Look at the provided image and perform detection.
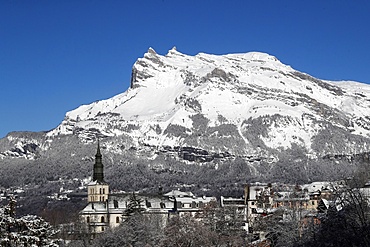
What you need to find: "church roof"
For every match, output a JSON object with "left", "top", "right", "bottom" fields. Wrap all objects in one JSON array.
[
  {"left": 163, "top": 190, "right": 194, "bottom": 198},
  {"left": 87, "top": 180, "right": 108, "bottom": 186}
]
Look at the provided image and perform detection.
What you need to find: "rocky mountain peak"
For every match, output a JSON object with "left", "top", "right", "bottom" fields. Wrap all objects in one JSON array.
[
  {"left": 43, "top": 49, "right": 370, "bottom": 153},
  {"left": 0, "top": 48, "right": 370, "bottom": 186},
  {"left": 2, "top": 48, "right": 370, "bottom": 185}
]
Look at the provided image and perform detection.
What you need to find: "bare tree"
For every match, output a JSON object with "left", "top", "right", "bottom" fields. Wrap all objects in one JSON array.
[{"left": 294, "top": 178, "right": 370, "bottom": 247}]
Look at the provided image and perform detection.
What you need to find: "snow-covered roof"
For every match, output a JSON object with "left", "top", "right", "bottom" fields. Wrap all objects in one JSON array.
[
  {"left": 87, "top": 180, "right": 108, "bottom": 186},
  {"left": 80, "top": 202, "right": 108, "bottom": 213},
  {"left": 163, "top": 190, "right": 194, "bottom": 198},
  {"left": 176, "top": 196, "right": 215, "bottom": 204},
  {"left": 302, "top": 182, "right": 331, "bottom": 193}
]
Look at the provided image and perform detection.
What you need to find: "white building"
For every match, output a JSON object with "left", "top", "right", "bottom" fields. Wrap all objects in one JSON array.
[{"left": 79, "top": 142, "right": 216, "bottom": 235}]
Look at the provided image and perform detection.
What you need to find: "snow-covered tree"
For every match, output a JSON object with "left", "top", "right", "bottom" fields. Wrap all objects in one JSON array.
[
  {"left": 0, "top": 197, "right": 59, "bottom": 246},
  {"left": 123, "top": 192, "right": 145, "bottom": 217},
  {"left": 87, "top": 213, "right": 163, "bottom": 247}
]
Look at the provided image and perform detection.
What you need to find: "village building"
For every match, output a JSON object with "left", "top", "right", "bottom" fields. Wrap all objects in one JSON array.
[
  {"left": 79, "top": 142, "right": 216, "bottom": 235},
  {"left": 78, "top": 142, "right": 350, "bottom": 242},
  {"left": 220, "top": 183, "right": 276, "bottom": 234},
  {"left": 219, "top": 181, "right": 337, "bottom": 240}
]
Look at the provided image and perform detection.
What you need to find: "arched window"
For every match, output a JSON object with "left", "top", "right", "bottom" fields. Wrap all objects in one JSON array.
[
  {"left": 86, "top": 216, "right": 90, "bottom": 223},
  {"left": 100, "top": 188, "right": 102, "bottom": 194},
  {"left": 103, "top": 188, "right": 105, "bottom": 194},
  {"left": 116, "top": 216, "right": 120, "bottom": 223},
  {"left": 101, "top": 216, "right": 105, "bottom": 223}
]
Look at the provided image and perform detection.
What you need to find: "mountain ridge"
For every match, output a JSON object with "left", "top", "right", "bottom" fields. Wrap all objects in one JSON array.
[
  {"left": 47, "top": 48, "right": 370, "bottom": 154},
  {"left": 1, "top": 48, "right": 370, "bottom": 189}
]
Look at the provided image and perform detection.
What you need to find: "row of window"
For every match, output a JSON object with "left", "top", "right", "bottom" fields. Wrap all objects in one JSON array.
[
  {"left": 112, "top": 200, "right": 205, "bottom": 209},
  {"left": 176, "top": 201, "right": 204, "bottom": 208},
  {"left": 90, "top": 196, "right": 105, "bottom": 202},
  {"left": 86, "top": 216, "right": 120, "bottom": 224},
  {"left": 89, "top": 188, "right": 107, "bottom": 195}
]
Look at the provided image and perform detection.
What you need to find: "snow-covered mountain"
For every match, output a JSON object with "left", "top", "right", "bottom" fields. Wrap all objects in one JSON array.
[
  {"left": 1, "top": 48, "right": 370, "bottom": 187},
  {"left": 48, "top": 47, "right": 370, "bottom": 156}
]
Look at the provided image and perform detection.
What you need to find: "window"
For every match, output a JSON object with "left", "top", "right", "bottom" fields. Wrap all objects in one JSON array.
[
  {"left": 100, "top": 188, "right": 102, "bottom": 194},
  {"left": 103, "top": 188, "right": 105, "bottom": 194},
  {"left": 86, "top": 216, "right": 90, "bottom": 223},
  {"left": 116, "top": 217, "right": 120, "bottom": 223},
  {"left": 101, "top": 216, "right": 105, "bottom": 223},
  {"left": 101, "top": 226, "right": 105, "bottom": 232}
]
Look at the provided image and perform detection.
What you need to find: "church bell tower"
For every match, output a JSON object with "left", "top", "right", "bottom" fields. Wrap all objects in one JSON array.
[{"left": 87, "top": 140, "right": 109, "bottom": 202}]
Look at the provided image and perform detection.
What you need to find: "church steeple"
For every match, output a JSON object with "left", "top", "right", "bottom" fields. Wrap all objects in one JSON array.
[
  {"left": 88, "top": 140, "right": 109, "bottom": 203},
  {"left": 93, "top": 140, "right": 104, "bottom": 183}
]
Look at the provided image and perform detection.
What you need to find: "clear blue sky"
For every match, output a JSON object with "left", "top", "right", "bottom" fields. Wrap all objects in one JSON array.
[{"left": 1, "top": 0, "right": 370, "bottom": 138}]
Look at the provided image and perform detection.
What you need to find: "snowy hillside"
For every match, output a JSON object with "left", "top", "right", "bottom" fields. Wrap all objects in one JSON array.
[{"left": 46, "top": 47, "right": 370, "bottom": 157}]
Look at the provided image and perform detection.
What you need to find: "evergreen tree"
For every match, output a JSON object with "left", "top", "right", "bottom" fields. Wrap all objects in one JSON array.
[
  {"left": 123, "top": 192, "right": 145, "bottom": 217},
  {"left": 0, "top": 197, "right": 59, "bottom": 246}
]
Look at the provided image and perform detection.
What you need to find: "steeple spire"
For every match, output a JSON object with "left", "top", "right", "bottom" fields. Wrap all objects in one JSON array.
[{"left": 93, "top": 140, "right": 104, "bottom": 183}]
